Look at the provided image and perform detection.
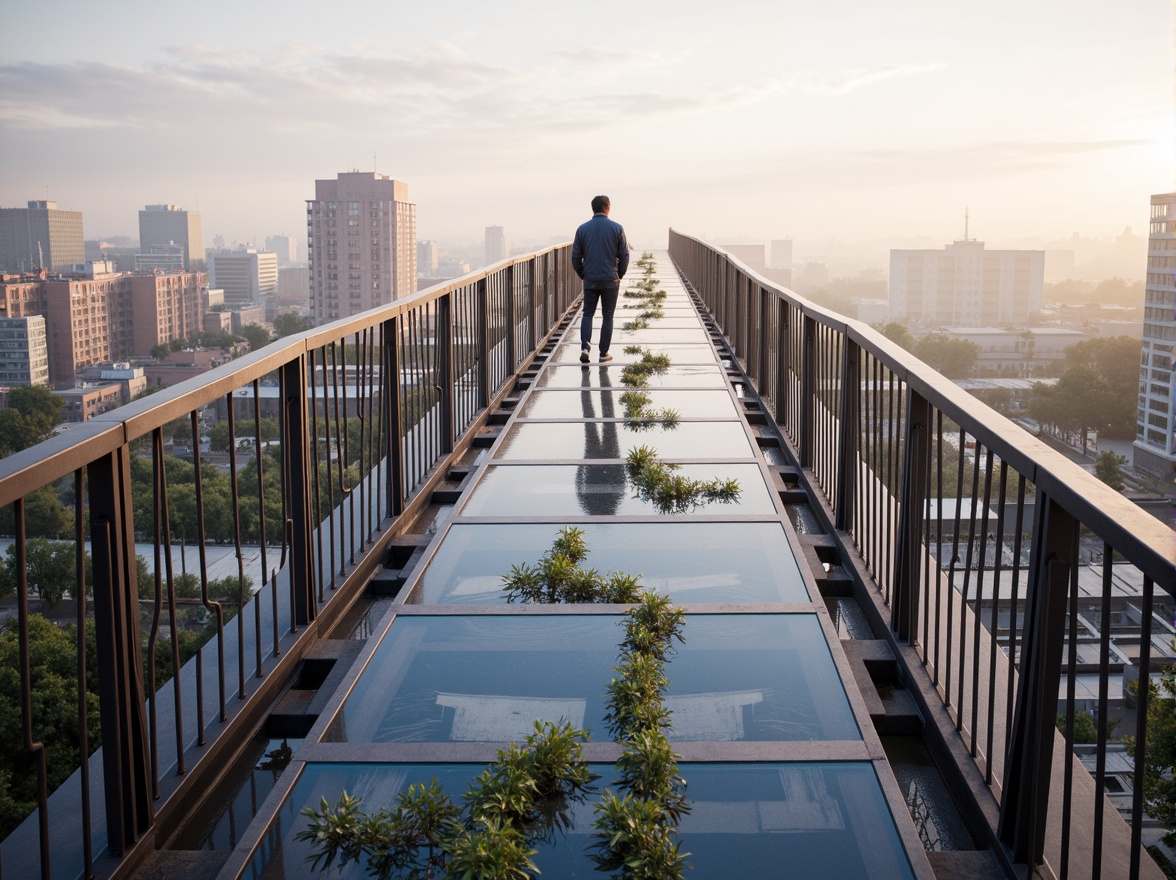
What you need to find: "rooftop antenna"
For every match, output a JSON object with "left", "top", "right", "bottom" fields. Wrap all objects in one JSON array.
[{"left": 964, "top": 207, "right": 970, "bottom": 242}]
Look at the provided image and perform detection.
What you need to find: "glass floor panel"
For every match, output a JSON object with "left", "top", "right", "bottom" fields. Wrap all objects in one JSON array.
[
  {"left": 518, "top": 389, "right": 740, "bottom": 419},
  {"left": 459, "top": 463, "right": 775, "bottom": 517},
  {"left": 535, "top": 364, "right": 729, "bottom": 389},
  {"left": 550, "top": 343, "right": 718, "bottom": 364},
  {"left": 409, "top": 521, "right": 809, "bottom": 604},
  {"left": 325, "top": 614, "right": 859, "bottom": 743},
  {"left": 494, "top": 420, "right": 754, "bottom": 461},
  {"left": 613, "top": 316, "right": 703, "bottom": 329},
  {"left": 243, "top": 762, "right": 912, "bottom": 880}
]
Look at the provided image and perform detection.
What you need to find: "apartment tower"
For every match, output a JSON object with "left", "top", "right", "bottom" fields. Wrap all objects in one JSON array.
[
  {"left": 484, "top": 225, "right": 508, "bottom": 265},
  {"left": 307, "top": 172, "right": 417, "bottom": 324},
  {"left": 1134, "top": 191, "right": 1176, "bottom": 476}
]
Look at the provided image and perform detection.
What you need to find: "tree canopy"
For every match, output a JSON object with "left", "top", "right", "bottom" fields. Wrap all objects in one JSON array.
[
  {"left": 913, "top": 333, "right": 980, "bottom": 378},
  {"left": 273, "top": 313, "right": 314, "bottom": 338},
  {"left": 240, "top": 324, "right": 274, "bottom": 353},
  {"left": 0, "top": 386, "right": 63, "bottom": 456},
  {"left": 1031, "top": 336, "right": 1140, "bottom": 442}
]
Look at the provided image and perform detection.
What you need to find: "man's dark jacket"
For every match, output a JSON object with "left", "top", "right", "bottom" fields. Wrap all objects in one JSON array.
[{"left": 572, "top": 213, "right": 629, "bottom": 289}]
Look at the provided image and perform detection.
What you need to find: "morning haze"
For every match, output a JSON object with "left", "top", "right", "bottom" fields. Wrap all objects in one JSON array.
[{"left": 0, "top": 0, "right": 1171, "bottom": 250}]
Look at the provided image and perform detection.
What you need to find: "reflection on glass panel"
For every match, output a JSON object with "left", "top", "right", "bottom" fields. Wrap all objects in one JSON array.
[
  {"left": 460, "top": 464, "right": 775, "bottom": 517},
  {"left": 520, "top": 389, "right": 738, "bottom": 420},
  {"left": 325, "top": 615, "right": 859, "bottom": 744},
  {"left": 243, "top": 762, "right": 912, "bottom": 880},
  {"left": 412, "top": 522, "right": 808, "bottom": 604},
  {"left": 550, "top": 343, "right": 718, "bottom": 365},
  {"left": 495, "top": 421, "right": 754, "bottom": 461},
  {"left": 536, "top": 365, "right": 728, "bottom": 389}
]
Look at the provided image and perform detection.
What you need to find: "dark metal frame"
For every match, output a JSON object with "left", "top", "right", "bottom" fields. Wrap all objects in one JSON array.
[
  {"left": 671, "top": 229, "right": 1176, "bottom": 880},
  {"left": 0, "top": 245, "right": 576, "bottom": 880}
]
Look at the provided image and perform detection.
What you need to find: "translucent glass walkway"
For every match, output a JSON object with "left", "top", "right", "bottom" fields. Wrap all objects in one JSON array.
[{"left": 228, "top": 252, "right": 932, "bottom": 879}]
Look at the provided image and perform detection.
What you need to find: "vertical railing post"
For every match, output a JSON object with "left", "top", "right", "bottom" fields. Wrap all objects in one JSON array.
[
  {"left": 438, "top": 292, "right": 455, "bottom": 454},
  {"left": 776, "top": 300, "right": 789, "bottom": 432},
  {"left": 799, "top": 315, "right": 817, "bottom": 468},
  {"left": 88, "top": 447, "right": 153, "bottom": 855},
  {"left": 756, "top": 286, "right": 768, "bottom": 390},
  {"left": 280, "top": 355, "right": 316, "bottom": 626},
  {"left": 505, "top": 264, "right": 517, "bottom": 373},
  {"left": 527, "top": 258, "right": 538, "bottom": 355},
  {"left": 477, "top": 278, "right": 490, "bottom": 410},
  {"left": 891, "top": 387, "right": 930, "bottom": 640},
  {"left": 835, "top": 338, "right": 861, "bottom": 532},
  {"left": 383, "top": 315, "right": 404, "bottom": 517},
  {"left": 999, "top": 495, "right": 1078, "bottom": 867}
]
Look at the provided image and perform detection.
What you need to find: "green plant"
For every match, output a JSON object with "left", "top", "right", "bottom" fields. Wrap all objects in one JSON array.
[
  {"left": 502, "top": 526, "right": 643, "bottom": 604},
  {"left": 299, "top": 720, "right": 592, "bottom": 878},
  {"left": 621, "top": 351, "right": 672, "bottom": 389},
  {"left": 625, "top": 447, "right": 741, "bottom": 514},
  {"left": 618, "top": 391, "right": 678, "bottom": 430}
]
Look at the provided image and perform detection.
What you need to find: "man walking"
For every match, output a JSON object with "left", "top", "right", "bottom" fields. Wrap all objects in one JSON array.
[{"left": 572, "top": 195, "right": 629, "bottom": 364}]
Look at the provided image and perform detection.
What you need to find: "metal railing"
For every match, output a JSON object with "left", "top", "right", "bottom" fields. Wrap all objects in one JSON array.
[
  {"left": 671, "top": 229, "right": 1176, "bottom": 880},
  {"left": 0, "top": 244, "right": 576, "bottom": 879}
]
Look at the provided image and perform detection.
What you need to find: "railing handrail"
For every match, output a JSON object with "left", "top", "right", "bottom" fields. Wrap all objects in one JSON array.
[
  {"left": 669, "top": 228, "right": 1175, "bottom": 588},
  {"left": 0, "top": 243, "right": 572, "bottom": 508}
]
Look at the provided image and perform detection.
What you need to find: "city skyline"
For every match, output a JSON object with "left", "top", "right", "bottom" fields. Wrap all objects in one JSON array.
[{"left": 0, "top": 0, "right": 1172, "bottom": 250}]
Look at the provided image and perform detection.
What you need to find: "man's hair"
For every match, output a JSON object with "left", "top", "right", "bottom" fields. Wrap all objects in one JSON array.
[{"left": 591, "top": 195, "right": 610, "bottom": 214}]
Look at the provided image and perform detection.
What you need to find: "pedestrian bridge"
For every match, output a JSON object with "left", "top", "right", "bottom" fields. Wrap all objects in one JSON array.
[{"left": 0, "top": 235, "right": 1172, "bottom": 879}]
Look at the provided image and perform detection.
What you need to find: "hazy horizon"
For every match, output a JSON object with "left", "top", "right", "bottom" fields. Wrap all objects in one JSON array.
[{"left": 1, "top": 0, "right": 1172, "bottom": 251}]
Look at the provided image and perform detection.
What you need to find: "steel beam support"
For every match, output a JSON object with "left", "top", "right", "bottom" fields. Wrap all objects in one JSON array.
[
  {"left": 999, "top": 494, "right": 1079, "bottom": 867},
  {"left": 799, "top": 315, "right": 817, "bottom": 468},
  {"left": 477, "top": 278, "right": 491, "bottom": 411},
  {"left": 438, "top": 293, "right": 455, "bottom": 454},
  {"left": 892, "top": 389, "right": 931, "bottom": 640},
  {"left": 835, "top": 339, "right": 862, "bottom": 533},
  {"left": 383, "top": 315, "right": 404, "bottom": 517},
  {"left": 280, "top": 356, "right": 315, "bottom": 627},
  {"left": 88, "top": 447, "right": 153, "bottom": 855}
]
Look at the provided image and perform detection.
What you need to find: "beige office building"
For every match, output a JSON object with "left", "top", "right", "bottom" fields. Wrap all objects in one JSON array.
[
  {"left": 0, "top": 200, "right": 85, "bottom": 273},
  {"left": 307, "top": 172, "right": 417, "bottom": 324},
  {"left": 139, "top": 204, "right": 204, "bottom": 271}
]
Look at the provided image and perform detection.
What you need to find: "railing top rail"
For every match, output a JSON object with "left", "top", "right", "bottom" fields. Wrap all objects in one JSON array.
[
  {"left": 670, "top": 229, "right": 1176, "bottom": 587},
  {"left": 0, "top": 242, "right": 572, "bottom": 503}
]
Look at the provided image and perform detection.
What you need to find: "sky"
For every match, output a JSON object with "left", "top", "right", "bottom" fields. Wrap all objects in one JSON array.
[{"left": 0, "top": 0, "right": 1172, "bottom": 251}]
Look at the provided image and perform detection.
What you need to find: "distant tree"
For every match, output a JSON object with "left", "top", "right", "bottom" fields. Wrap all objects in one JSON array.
[
  {"left": 240, "top": 324, "right": 274, "bottom": 353},
  {"left": 1095, "top": 451, "right": 1127, "bottom": 491},
  {"left": 875, "top": 321, "right": 914, "bottom": 352},
  {"left": 0, "top": 484, "right": 72, "bottom": 540},
  {"left": 0, "top": 386, "right": 63, "bottom": 456},
  {"left": 914, "top": 333, "right": 980, "bottom": 378},
  {"left": 151, "top": 343, "right": 172, "bottom": 360},
  {"left": 0, "top": 615, "right": 102, "bottom": 839},
  {"left": 206, "top": 417, "right": 280, "bottom": 453},
  {"left": 6, "top": 539, "right": 78, "bottom": 608},
  {"left": 972, "top": 387, "right": 1014, "bottom": 416},
  {"left": 273, "top": 313, "right": 314, "bottom": 338}
]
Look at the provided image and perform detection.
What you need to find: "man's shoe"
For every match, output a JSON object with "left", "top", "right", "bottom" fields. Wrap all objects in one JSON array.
[
  {"left": 600, "top": 352, "right": 613, "bottom": 363},
  {"left": 580, "top": 349, "right": 590, "bottom": 364}
]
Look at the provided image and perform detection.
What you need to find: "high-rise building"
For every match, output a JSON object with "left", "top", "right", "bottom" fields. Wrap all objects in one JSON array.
[
  {"left": 265, "top": 234, "right": 299, "bottom": 266},
  {"left": 207, "top": 248, "right": 278, "bottom": 309},
  {"left": 1134, "top": 191, "right": 1176, "bottom": 476},
  {"left": 485, "top": 225, "right": 507, "bottom": 265},
  {"left": 0, "top": 316, "right": 49, "bottom": 386},
  {"left": 139, "top": 204, "right": 204, "bottom": 271},
  {"left": 307, "top": 171, "right": 417, "bottom": 324},
  {"left": 417, "top": 240, "right": 438, "bottom": 275},
  {"left": 889, "top": 240, "right": 1044, "bottom": 327},
  {"left": 0, "top": 200, "right": 85, "bottom": 273}
]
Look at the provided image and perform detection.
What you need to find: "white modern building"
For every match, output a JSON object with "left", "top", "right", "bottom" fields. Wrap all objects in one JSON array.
[
  {"left": 307, "top": 171, "right": 417, "bottom": 324},
  {"left": 890, "top": 240, "right": 1044, "bottom": 328},
  {"left": 139, "top": 204, "right": 204, "bottom": 271},
  {"left": 0, "top": 315, "right": 49, "bottom": 386},
  {"left": 207, "top": 248, "right": 278, "bottom": 309},
  {"left": 1133, "top": 192, "right": 1176, "bottom": 477}
]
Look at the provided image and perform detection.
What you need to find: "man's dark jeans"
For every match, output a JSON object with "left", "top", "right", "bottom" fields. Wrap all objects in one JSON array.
[{"left": 580, "top": 283, "right": 620, "bottom": 354}]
